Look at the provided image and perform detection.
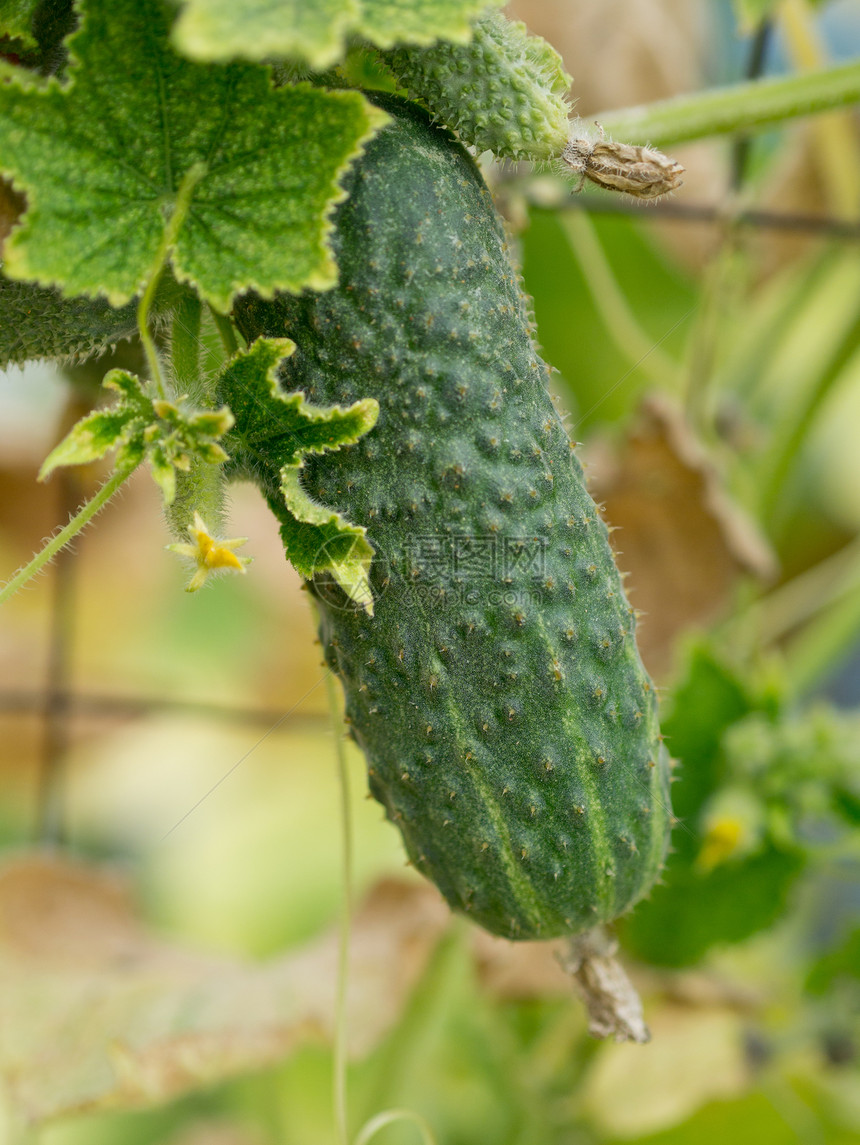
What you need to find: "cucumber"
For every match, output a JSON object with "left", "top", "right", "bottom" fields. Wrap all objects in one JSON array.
[
  {"left": 0, "top": 274, "right": 179, "bottom": 368},
  {"left": 233, "top": 95, "right": 670, "bottom": 941},
  {"left": 379, "top": 8, "right": 571, "bottom": 161}
]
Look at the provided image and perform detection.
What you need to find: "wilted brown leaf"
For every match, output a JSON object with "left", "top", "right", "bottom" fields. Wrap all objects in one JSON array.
[
  {"left": 472, "top": 930, "right": 572, "bottom": 999},
  {"left": 586, "top": 394, "right": 776, "bottom": 678},
  {"left": 0, "top": 855, "right": 450, "bottom": 1126}
]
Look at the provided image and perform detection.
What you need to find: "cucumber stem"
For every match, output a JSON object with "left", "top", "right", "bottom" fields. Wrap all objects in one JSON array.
[
  {"left": 137, "top": 162, "right": 208, "bottom": 399},
  {"left": 171, "top": 290, "right": 203, "bottom": 399},
  {"left": 210, "top": 305, "right": 240, "bottom": 357},
  {"left": 594, "top": 58, "right": 860, "bottom": 149}
]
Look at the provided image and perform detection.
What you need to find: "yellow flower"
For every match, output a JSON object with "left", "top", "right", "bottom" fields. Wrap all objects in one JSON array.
[
  {"left": 167, "top": 512, "right": 251, "bottom": 592},
  {"left": 696, "top": 817, "right": 745, "bottom": 874}
]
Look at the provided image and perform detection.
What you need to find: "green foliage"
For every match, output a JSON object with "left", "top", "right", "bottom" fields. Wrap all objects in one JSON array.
[
  {"left": 0, "top": 0, "right": 387, "bottom": 307},
  {"left": 806, "top": 927, "right": 860, "bottom": 995},
  {"left": 218, "top": 336, "right": 379, "bottom": 609},
  {"left": 381, "top": 8, "right": 571, "bottom": 160},
  {"left": 0, "top": 0, "right": 41, "bottom": 46},
  {"left": 621, "top": 645, "right": 860, "bottom": 967},
  {"left": 171, "top": 0, "right": 505, "bottom": 68},
  {"left": 40, "top": 367, "right": 233, "bottom": 504}
]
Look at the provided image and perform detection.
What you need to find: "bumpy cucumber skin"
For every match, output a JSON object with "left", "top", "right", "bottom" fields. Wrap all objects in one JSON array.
[
  {"left": 0, "top": 275, "right": 179, "bottom": 368},
  {"left": 381, "top": 9, "right": 571, "bottom": 161},
  {"left": 235, "top": 96, "right": 670, "bottom": 941},
  {"left": 0, "top": 279, "right": 138, "bottom": 367}
]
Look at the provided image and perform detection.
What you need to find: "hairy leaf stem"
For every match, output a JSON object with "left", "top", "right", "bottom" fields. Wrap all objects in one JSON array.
[
  {"left": 138, "top": 162, "right": 208, "bottom": 399},
  {"left": 210, "top": 305, "right": 240, "bottom": 358},
  {"left": 0, "top": 465, "right": 137, "bottom": 607}
]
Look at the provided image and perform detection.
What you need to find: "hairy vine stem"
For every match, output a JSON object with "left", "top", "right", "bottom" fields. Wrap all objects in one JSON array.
[
  {"left": 0, "top": 465, "right": 137, "bottom": 607},
  {"left": 324, "top": 662, "right": 354, "bottom": 1145}
]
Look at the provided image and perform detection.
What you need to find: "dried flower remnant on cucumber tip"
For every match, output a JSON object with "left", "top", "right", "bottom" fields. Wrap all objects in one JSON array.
[{"left": 561, "top": 123, "right": 684, "bottom": 200}]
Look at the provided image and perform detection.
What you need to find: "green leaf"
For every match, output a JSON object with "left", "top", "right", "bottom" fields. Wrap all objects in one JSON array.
[
  {"left": 0, "top": 0, "right": 41, "bottom": 46},
  {"left": 619, "top": 643, "right": 808, "bottom": 967},
  {"left": 620, "top": 845, "right": 805, "bottom": 968},
  {"left": 39, "top": 367, "right": 234, "bottom": 505},
  {"left": 218, "top": 336, "right": 379, "bottom": 611},
  {"left": 662, "top": 642, "right": 753, "bottom": 855},
  {"left": 806, "top": 927, "right": 860, "bottom": 995},
  {"left": 172, "top": 0, "right": 504, "bottom": 67},
  {"left": 37, "top": 407, "right": 139, "bottom": 475},
  {"left": 0, "top": 0, "right": 387, "bottom": 308}
]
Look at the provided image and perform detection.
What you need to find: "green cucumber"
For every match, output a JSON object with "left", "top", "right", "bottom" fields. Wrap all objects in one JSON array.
[
  {"left": 380, "top": 8, "right": 571, "bottom": 161},
  {"left": 233, "top": 95, "right": 670, "bottom": 941},
  {"left": 0, "top": 274, "right": 179, "bottom": 368}
]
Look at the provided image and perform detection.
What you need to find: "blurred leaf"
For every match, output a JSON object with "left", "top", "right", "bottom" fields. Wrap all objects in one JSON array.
[
  {"left": 620, "top": 644, "right": 807, "bottom": 966},
  {"left": 0, "top": 856, "right": 450, "bottom": 1125},
  {"left": 832, "top": 783, "right": 860, "bottom": 825},
  {"left": 521, "top": 210, "right": 694, "bottom": 431},
  {"left": 583, "top": 1004, "right": 748, "bottom": 1137},
  {"left": 171, "top": 0, "right": 505, "bottom": 67},
  {"left": 0, "top": 0, "right": 386, "bottom": 308},
  {"left": 218, "top": 336, "right": 379, "bottom": 610},
  {"left": 620, "top": 845, "right": 805, "bottom": 968},
  {"left": 0, "top": 0, "right": 40, "bottom": 46},
  {"left": 661, "top": 643, "right": 753, "bottom": 829},
  {"left": 603, "top": 1091, "right": 806, "bottom": 1145},
  {"left": 587, "top": 395, "right": 776, "bottom": 679},
  {"left": 806, "top": 927, "right": 860, "bottom": 995}
]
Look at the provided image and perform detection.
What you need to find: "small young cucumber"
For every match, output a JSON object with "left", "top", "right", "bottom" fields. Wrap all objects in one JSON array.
[
  {"left": 380, "top": 8, "right": 571, "bottom": 161},
  {"left": 234, "top": 95, "right": 671, "bottom": 941}
]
